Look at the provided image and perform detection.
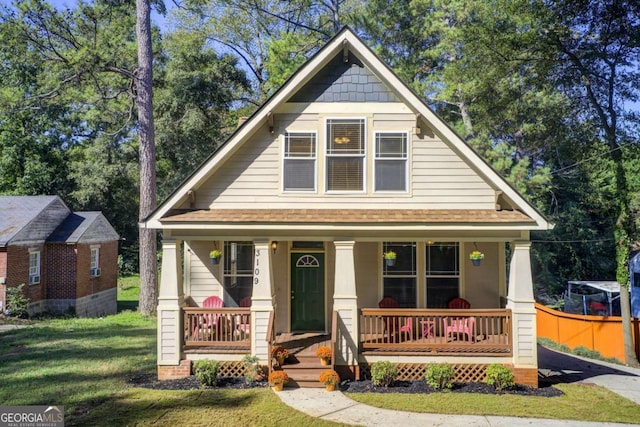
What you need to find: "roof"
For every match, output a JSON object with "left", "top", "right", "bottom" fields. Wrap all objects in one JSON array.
[
  {"left": 48, "top": 212, "right": 119, "bottom": 243},
  {"left": 143, "top": 27, "right": 553, "bottom": 231},
  {"left": 0, "top": 196, "right": 65, "bottom": 246},
  {"left": 567, "top": 281, "right": 620, "bottom": 294},
  {"left": 161, "top": 209, "right": 535, "bottom": 225}
]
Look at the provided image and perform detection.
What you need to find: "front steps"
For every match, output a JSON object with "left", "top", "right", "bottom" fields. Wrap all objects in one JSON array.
[{"left": 278, "top": 354, "right": 331, "bottom": 388}]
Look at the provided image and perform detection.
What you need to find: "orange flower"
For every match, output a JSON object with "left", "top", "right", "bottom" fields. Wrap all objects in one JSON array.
[
  {"left": 315, "top": 346, "right": 332, "bottom": 359},
  {"left": 319, "top": 369, "right": 340, "bottom": 386}
]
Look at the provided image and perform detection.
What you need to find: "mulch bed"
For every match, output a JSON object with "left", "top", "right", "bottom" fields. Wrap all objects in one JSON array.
[{"left": 129, "top": 373, "right": 563, "bottom": 397}]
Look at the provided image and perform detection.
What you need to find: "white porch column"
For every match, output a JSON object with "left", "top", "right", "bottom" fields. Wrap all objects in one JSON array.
[
  {"left": 157, "top": 237, "right": 184, "bottom": 366},
  {"left": 506, "top": 241, "right": 537, "bottom": 369},
  {"left": 333, "top": 241, "right": 358, "bottom": 366},
  {"left": 251, "top": 241, "right": 274, "bottom": 362}
]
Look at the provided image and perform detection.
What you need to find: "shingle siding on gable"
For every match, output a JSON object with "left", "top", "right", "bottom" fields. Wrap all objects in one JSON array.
[
  {"left": 289, "top": 52, "right": 399, "bottom": 103},
  {"left": 11, "top": 198, "right": 69, "bottom": 245}
]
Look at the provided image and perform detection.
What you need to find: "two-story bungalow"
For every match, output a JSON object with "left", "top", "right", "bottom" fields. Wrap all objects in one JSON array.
[{"left": 143, "top": 28, "right": 553, "bottom": 387}]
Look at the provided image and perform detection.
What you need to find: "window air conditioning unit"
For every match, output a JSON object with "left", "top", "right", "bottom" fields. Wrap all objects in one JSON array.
[
  {"left": 29, "top": 275, "right": 40, "bottom": 285},
  {"left": 91, "top": 268, "right": 101, "bottom": 277},
  {"left": 0, "top": 277, "right": 5, "bottom": 284}
]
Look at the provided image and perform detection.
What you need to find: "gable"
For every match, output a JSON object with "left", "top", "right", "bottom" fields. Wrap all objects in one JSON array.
[
  {"left": 289, "top": 52, "right": 399, "bottom": 103},
  {"left": 145, "top": 27, "right": 552, "bottom": 231},
  {"left": 0, "top": 196, "right": 70, "bottom": 246},
  {"left": 48, "top": 212, "right": 119, "bottom": 244}
]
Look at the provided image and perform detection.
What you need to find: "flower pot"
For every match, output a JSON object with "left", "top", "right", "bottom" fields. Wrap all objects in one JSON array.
[
  {"left": 276, "top": 355, "right": 285, "bottom": 366},
  {"left": 385, "top": 258, "right": 396, "bottom": 267},
  {"left": 320, "top": 357, "right": 330, "bottom": 366},
  {"left": 210, "top": 257, "right": 220, "bottom": 265},
  {"left": 272, "top": 383, "right": 284, "bottom": 392},
  {"left": 325, "top": 384, "right": 336, "bottom": 392},
  {"left": 471, "top": 259, "right": 481, "bottom": 266}
]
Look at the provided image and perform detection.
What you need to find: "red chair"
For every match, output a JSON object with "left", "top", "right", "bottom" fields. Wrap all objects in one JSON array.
[
  {"left": 443, "top": 316, "right": 475, "bottom": 342},
  {"left": 194, "top": 296, "right": 224, "bottom": 339},
  {"left": 448, "top": 297, "right": 471, "bottom": 309},
  {"left": 236, "top": 296, "right": 252, "bottom": 338},
  {"left": 378, "top": 297, "right": 413, "bottom": 338}
]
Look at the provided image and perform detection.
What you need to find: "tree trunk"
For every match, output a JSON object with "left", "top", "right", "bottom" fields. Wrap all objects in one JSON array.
[
  {"left": 136, "top": 0, "right": 158, "bottom": 316},
  {"left": 619, "top": 285, "right": 637, "bottom": 365}
]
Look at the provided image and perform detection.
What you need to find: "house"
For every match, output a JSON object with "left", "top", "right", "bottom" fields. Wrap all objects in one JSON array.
[
  {"left": 143, "top": 28, "right": 553, "bottom": 387},
  {"left": 0, "top": 195, "right": 119, "bottom": 317},
  {"left": 629, "top": 252, "right": 640, "bottom": 318}
]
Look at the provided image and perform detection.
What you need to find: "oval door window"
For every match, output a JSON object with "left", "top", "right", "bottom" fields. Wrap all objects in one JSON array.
[{"left": 296, "top": 255, "right": 319, "bottom": 268}]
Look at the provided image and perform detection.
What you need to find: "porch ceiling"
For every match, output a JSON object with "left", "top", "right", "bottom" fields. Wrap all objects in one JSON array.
[{"left": 160, "top": 208, "right": 535, "bottom": 226}]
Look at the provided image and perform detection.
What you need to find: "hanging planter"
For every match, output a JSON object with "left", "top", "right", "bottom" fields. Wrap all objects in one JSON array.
[
  {"left": 209, "top": 249, "right": 222, "bottom": 264},
  {"left": 469, "top": 250, "right": 484, "bottom": 267},
  {"left": 383, "top": 251, "right": 397, "bottom": 267}
]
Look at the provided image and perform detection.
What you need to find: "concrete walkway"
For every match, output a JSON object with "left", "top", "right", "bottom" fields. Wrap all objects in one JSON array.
[{"left": 277, "top": 346, "right": 640, "bottom": 426}]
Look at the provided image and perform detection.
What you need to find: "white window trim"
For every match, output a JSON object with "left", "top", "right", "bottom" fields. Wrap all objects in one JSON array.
[
  {"left": 374, "top": 131, "right": 409, "bottom": 193},
  {"left": 28, "top": 250, "right": 40, "bottom": 285},
  {"left": 90, "top": 246, "right": 101, "bottom": 277},
  {"left": 324, "top": 117, "right": 367, "bottom": 194},
  {"left": 282, "top": 130, "right": 318, "bottom": 193}
]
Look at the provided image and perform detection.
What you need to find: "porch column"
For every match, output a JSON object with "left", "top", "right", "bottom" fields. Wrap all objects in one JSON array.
[
  {"left": 251, "top": 241, "right": 274, "bottom": 362},
  {"left": 333, "top": 241, "right": 358, "bottom": 366},
  {"left": 157, "top": 237, "right": 184, "bottom": 367},
  {"left": 506, "top": 241, "right": 537, "bottom": 382}
]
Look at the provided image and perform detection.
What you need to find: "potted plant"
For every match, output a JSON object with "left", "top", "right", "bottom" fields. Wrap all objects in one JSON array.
[
  {"left": 319, "top": 369, "right": 340, "bottom": 391},
  {"left": 272, "top": 346, "right": 289, "bottom": 367},
  {"left": 315, "top": 346, "right": 332, "bottom": 365},
  {"left": 469, "top": 250, "right": 484, "bottom": 266},
  {"left": 209, "top": 249, "right": 222, "bottom": 264},
  {"left": 383, "top": 250, "right": 397, "bottom": 267},
  {"left": 268, "top": 370, "right": 289, "bottom": 392}
]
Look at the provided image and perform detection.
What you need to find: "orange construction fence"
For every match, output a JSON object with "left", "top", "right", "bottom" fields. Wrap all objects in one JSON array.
[{"left": 535, "top": 302, "right": 640, "bottom": 363}]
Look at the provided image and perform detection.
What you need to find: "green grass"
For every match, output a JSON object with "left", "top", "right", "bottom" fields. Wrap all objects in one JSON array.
[
  {"left": 117, "top": 274, "right": 140, "bottom": 312},
  {"left": 347, "top": 383, "right": 640, "bottom": 424},
  {"left": 538, "top": 337, "right": 623, "bottom": 364}
]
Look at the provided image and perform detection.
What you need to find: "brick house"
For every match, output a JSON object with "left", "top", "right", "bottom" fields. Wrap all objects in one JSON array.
[{"left": 0, "top": 195, "right": 119, "bottom": 317}]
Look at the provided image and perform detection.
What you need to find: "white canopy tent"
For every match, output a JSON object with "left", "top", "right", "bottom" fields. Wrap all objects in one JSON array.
[{"left": 564, "top": 281, "right": 621, "bottom": 316}]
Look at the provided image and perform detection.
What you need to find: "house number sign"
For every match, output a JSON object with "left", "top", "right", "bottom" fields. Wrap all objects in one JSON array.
[{"left": 254, "top": 249, "right": 262, "bottom": 285}]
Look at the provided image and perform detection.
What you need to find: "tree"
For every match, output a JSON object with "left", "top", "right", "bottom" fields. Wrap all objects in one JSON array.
[{"left": 136, "top": 0, "right": 158, "bottom": 316}]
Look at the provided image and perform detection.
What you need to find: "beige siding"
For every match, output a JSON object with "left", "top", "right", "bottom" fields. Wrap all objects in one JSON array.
[
  {"left": 464, "top": 242, "right": 501, "bottom": 308},
  {"left": 186, "top": 241, "right": 222, "bottom": 306},
  {"left": 187, "top": 104, "right": 496, "bottom": 210},
  {"left": 355, "top": 242, "right": 379, "bottom": 309}
]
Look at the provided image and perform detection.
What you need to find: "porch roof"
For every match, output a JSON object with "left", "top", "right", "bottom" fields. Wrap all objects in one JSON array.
[{"left": 160, "top": 208, "right": 535, "bottom": 225}]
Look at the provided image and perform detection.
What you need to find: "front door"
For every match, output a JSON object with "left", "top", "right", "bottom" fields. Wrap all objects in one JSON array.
[{"left": 291, "top": 253, "right": 325, "bottom": 331}]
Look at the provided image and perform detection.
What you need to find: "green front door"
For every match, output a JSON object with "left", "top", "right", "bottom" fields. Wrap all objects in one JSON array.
[{"left": 291, "top": 253, "right": 325, "bottom": 331}]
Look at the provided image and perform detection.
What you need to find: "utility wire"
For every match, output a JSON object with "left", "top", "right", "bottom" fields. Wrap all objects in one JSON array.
[
  {"left": 531, "top": 238, "right": 613, "bottom": 243},
  {"left": 551, "top": 141, "right": 635, "bottom": 175}
]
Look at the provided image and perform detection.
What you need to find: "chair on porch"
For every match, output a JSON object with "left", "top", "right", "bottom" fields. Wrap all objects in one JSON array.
[
  {"left": 194, "top": 296, "right": 225, "bottom": 340},
  {"left": 378, "top": 297, "right": 413, "bottom": 339},
  {"left": 235, "top": 296, "right": 251, "bottom": 338},
  {"left": 443, "top": 316, "right": 476, "bottom": 342},
  {"left": 448, "top": 297, "right": 471, "bottom": 309}
]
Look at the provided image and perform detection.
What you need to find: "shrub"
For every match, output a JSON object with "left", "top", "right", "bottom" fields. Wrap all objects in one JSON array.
[
  {"left": 268, "top": 370, "right": 288, "bottom": 386},
  {"left": 425, "top": 363, "right": 455, "bottom": 391},
  {"left": 319, "top": 369, "right": 340, "bottom": 385},
  {"left": 193, "top": 360, "right": 219, "bottom": 387},
  {"left": 5, "top": 284, "right": 29, "bottom": 318},
  {"left": 485, "top": 364, "right": 515, "bottom": 392},
  {"left": 370, "top": 361, "right": 397, "bottom": 387},
  {"left": 315, "top": 346, "right": 332, "bottom": 359},
  {"left": 242, "top": 354, "right": 262, "bottom": 384}
]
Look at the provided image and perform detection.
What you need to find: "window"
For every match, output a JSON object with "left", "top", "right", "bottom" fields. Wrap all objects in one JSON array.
[
  {"left": 284, "top": 132, "right": 316, "bottom": 191},
  {"left": 29, "top": 251, "right": 40, "bottom": 285},
  {"left": 375, "top": 132, "right": 408, "bottom": 192},
  {"left": 382, "top": 242, "right": 416, "bottom": 308},
  {"left": 425, "top": 242, "right": 459, "bottom": 308},
  {"left": 90, "top": 247, "right": 101, "bottom": 277},
  {"left": 326, "top": 118, "right": 365, "bottom": 191},
  {"left": 223, "top": 241, "right": 254, "bottom": 306}
]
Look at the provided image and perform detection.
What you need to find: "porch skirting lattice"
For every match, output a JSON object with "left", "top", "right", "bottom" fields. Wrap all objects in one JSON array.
[
  {"left": 359, "top": 363, "right": 489, "bottom": 383},
  {"left": 216, "top": 361, "right": 251, "bottom": 378}
]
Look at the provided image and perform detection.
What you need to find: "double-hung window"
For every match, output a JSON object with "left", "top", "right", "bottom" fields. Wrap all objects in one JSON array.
[
  {"left": 375, "top": 132, "right": 408, "bottom": 192},
  {"left": 90, "top": 247, "right": 101, "bottom": 277},
  {"left": 283, "top": 132, "right": 316, "bottom": 192},
  {"left": 326, "top": 118, "right": 365, "bottom": 192},
  {"left": 382, "top": 242, "right": 416, "bottom": 308},
  {"left": 425, "top": 242, "right": 460, "bottom": 308},
  {"left": 29, "top": 250, "right": 40, "bottom": 285},
  {"left": 223, "top": 241, "right": 254, "bottom": 306}
]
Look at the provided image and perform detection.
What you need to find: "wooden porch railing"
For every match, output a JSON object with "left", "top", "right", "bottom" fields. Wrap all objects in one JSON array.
[
  {"left": 360, "top": 308, "right": 512, "bottom": 356},
  {"left": 266, "top": 311, "right": 275, "bottom": 373},
  {"left": 184, "top": 307, "right": 251, "bottom": 347},
  {"left": 330, "top": 310, "right": 337, "bottom": 369}
]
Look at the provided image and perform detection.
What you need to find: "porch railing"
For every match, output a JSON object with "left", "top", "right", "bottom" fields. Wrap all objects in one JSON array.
[
  {"left": 184, "top": 307, "right": 251, "bottom": 347},
  {"left": 360, "top": 308, "right": 512, "bottom": 356}
]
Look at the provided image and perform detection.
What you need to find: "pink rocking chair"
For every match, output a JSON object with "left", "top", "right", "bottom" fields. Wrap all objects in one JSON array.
[{"left": 443, "top": 316, "right": 476, "bottom": 342}]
